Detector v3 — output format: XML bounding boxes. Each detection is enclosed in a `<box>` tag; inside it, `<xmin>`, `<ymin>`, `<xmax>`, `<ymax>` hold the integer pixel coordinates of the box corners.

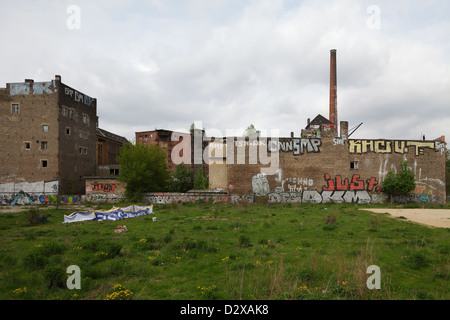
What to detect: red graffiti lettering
<box><xmin>323</xmin><ymin>174</ymin><xmax>379</xmax><ymax>192</ymax></box>
<box><xmin>350</xmin><ymin>174</ymin><xmax>364</xmax><ymax>191</ymax></box>
<box><xmin>323</xmin><ymin>174</ymin><xmax>335</xmax><ymax>191</ymax></box>
<box><xmin>92</xmin><ymin>182</ymin><xmax>116</xmax><ymax>192</ymax></box>
<box><xmin>366</xmin><ymin>177</ymin><xmax>379</xmax><ymax>192</ymax></box>
<box><xmin>336</xmin><ymin>176</ymin><xmax>349</xmax><ymax>190</ymax></box>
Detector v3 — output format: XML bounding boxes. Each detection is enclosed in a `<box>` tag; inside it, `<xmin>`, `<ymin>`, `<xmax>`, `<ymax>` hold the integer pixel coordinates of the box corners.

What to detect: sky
<box><xmin>1</xmin><ymin>0</ymin><xmax>449</xmax><ymax>142</ymax></box>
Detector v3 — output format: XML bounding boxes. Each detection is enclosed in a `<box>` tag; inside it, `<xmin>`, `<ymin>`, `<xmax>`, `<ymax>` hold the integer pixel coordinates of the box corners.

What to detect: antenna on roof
<box><xmin>348</xmin><ymin>123</ymin><xmax>363</xmax><ymax>138</ymax></box>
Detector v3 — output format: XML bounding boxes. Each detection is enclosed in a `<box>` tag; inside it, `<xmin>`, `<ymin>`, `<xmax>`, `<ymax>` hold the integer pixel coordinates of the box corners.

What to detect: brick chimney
<box><xmin>329</xmin><ymin>49</ymin><xmax>337</xmax><ymax>134</ymax></box>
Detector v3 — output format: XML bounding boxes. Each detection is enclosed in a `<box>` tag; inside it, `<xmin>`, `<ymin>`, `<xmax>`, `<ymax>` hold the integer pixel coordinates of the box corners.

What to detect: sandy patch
<box><xmin>361</xmin><ymin>208</ymin><xmax>450</xmax><ymax>228</ymax></box>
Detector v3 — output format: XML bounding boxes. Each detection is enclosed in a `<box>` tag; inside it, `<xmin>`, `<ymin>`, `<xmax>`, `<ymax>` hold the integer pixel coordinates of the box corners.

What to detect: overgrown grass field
<box><xmin>0</xmin><ymin>202</ymin><xmax>448</xmax><ymax>300</ymax></box>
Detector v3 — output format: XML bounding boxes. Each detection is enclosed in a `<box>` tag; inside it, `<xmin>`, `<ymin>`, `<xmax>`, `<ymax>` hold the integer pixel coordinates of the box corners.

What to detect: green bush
<box><xmin>23</xmin><ymin>250</ymin><xmax>48</xmax><ymax>269</ymax></box>
<box><xmin>23</xmin><ymin>241</ymin><xmax>65</xmax><ymax>269</ymax></box>
<box><xmin>27</xmin><ymin>208</ymin><xmax>47</xmax><ymax>225</ymax></box>
<box><xmin>406</xmin><ymin>251</ymin><xmax>430</xmax><ymax>270</ymax></box>
<box><xmin>44</xmin><ymin>265</ymin><xmax>66</xmax><ymax>289</ymax></box>
<box><xmin>238</xmin><ymin>235</ymin><xmax>252</xmax><ymax>248</ymax></box>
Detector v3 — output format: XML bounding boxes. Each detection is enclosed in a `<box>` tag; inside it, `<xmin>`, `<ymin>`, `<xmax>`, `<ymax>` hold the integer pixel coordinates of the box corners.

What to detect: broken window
<box><xmin>62</xmin><ymin>106</ymin><xmax>68</xmax><ymax>117</ymax></box>
<box><xmin>350</xmin><ymin>161</ymin><xmax>359</xmax><ymax>170</ymax></box>
<box><xmin>41</xmin><ymin>160</ymin><xmax>48</xmax><ymax>168</ymax></box>
<box><xmin>41</xmin><ymin>141</ymin><xmax>48</xmax><ymax>150</ymax></box>
<box><xmin>24</xmin><ymin>142</ymin><xmax>31</xmax><ymax>150</ymax></box>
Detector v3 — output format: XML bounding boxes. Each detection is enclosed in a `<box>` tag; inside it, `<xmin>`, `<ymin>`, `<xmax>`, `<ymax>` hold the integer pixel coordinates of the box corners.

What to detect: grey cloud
<box><xmin>1</xmin><ymin>0</ymin><xmax>449</xmax><ymax>142</ymax></box>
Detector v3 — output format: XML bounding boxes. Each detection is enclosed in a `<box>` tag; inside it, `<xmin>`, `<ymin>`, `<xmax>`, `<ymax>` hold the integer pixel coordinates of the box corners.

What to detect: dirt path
<box><xmin>0</xmin><ymin>205</ymin><xmax>91</xmax><ymax>214</ymax></box>
<box><xmin>361</xmin><ymin>208</ymin><xmax>450</xmax><ymax>228</ymax></box>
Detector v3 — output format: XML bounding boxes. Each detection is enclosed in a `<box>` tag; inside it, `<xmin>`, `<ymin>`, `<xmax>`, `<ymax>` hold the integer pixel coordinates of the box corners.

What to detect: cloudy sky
<box><xmin>1</xmin><ymin>0</ymin><xmax>449</xmax><ymax>142</ymax></box>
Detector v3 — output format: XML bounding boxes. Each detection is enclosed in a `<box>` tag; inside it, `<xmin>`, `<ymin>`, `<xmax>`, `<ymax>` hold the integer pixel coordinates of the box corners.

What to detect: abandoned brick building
<box><xmin>96</xmin><ymin>127</ymin><xmax>128</xmax><ymax>176</ymax></box>
<box><xmin>136</xmin><ymin>128</ymin><xmax>209</xmax><ymax>174</ymax></box>
<box><xmin>0</xmin><ymin>75</ymin><xmax>126</xmax><ymax>200</ymax></box>
<box><xmin>208</xmin><ymin>50</ymin><xmax>447</xmax><ymax>204</ymax></box>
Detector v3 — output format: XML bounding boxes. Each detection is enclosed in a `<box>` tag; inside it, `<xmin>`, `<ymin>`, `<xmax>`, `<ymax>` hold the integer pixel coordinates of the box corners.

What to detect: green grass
<box><xmin>0</xmin><ymin>201</ymin><xmax>449</xmax><ymax>300</ymax></box>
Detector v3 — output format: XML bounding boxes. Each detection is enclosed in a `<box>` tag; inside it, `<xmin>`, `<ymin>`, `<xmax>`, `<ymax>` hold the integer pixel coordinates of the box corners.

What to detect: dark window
<box><xmin>12</xmin><ymin>104</ymin><xmax>19</xmax><ymax>114</ymax></box>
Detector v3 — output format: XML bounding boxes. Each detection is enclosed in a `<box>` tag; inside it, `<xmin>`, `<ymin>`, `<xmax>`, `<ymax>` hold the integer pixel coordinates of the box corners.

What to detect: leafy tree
<box><xmin>382</xmin><ymin>161</ymin><xmax>416</xmax><ymax>201</ymax></box>
<box><xmin>243</xmin><ymin>124</ymin><xmax>258</xmax><ymax>138</ymax></box>
<box><xmin>170</xmin><ymin>163</ymin><xmax>194</xmax><ymax>193</ymax></box>
<box><xmin>117</xmin><ymin>142</ymin><xmax>170</xmax><ymax>202</ymax></box>
<box><xmin>193</xmin><ymin>166</ymin><xmax>209</xmax><ymax>190</ymax></box>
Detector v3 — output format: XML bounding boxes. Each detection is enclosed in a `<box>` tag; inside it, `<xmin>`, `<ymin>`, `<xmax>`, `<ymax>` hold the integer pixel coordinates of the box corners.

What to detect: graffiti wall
<box><xmin>63</xmin><ymin>85</ymin><xmax>96</xmax><ymax>108</ymax></box>
<box><xmin>0</xmin><ymin>192</ymin><xmax>81</xmax><ymax>205</ymax></box>
<box><xmin>256</xmin><ymin>173</ymin><xmax>378</xmax><ymax>204</ymax></box>
<box><xmin>348</xmin><ymin>139</ymin><xmax>438</xmax><ymax>156</ymax></box>
<box><xmin>9</xmin><ymin>81</ymin><xmax>57</xmax><ymax>96</ymax></box>
<box><xmin>145</xmin><ymin>192</ymin><xmax>230</xmax><ymax>204</ymax></box>
<box><xmin>85</xmin><ymin>178</ymin><xmax>125</xmax><ymax>195</ymax></box>
<box><xmin>268</xmin><ymin>138</ymin><xmax>321</xmax><ymax>155</ymax></box>
<box><xmin>223</xmin><ymin>129</ymin><xmax>446</xmax><ymax>204</ymax></box>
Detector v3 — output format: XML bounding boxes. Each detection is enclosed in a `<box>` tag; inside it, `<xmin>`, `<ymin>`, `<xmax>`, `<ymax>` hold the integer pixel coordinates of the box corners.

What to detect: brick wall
<box><xmin>0</xmin><ymin>80</ymin><xmax>60</xmax><ymax>184</ymax></box>
<box><xmin>224</xmin><ymin>130</ymin><xmax>446</xmax><ymax>204</ymax></box>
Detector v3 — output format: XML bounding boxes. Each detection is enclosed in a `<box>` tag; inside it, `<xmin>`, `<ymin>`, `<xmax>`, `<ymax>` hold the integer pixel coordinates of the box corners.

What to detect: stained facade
<box><xmin>209</xmin><ymin>122</ymin><xmax>447</xmax><ymax>204</ymax></box>
<box><xmin>0</xmin><ymin>75</ymin><xmax>124</xmax><ymax>198</ymax></box>
<box><xmin>136</xmin><ymin>128</ymin><xmax>209</xmax><ymax>173</ymax></box>
<box><xmin>96</xmin><ymin>127</ymin><xmax>128</xmax><ymax>177</ymax></box>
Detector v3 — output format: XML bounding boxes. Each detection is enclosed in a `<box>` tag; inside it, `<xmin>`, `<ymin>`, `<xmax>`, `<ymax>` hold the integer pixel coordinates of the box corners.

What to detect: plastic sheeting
<box><xmin>63</xmin><ymin>205</ymin><xmax>153</xmax><ymax>223</ymax></box>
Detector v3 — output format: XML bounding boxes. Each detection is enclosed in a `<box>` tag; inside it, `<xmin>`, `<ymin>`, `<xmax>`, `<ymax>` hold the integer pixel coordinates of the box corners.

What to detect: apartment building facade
<box><xmin>0</xmin><ymin>75</ymin><xmax>97</xmax><ymax>195</ymax></box>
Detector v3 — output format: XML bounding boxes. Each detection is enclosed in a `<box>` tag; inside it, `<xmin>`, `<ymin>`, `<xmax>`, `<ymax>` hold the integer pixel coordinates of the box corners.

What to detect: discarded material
<box><xmin>63</xmin><ymin>205</ymin><xmax>153</xmax><ymax>223</ymax></box>
<box><xmin>114</xmin><ymin>225</ymin><xmax>128</xmax><ymax>233</ymax></box>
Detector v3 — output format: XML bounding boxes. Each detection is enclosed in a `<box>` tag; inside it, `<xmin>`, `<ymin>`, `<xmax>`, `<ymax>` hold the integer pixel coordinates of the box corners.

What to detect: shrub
<box><xmin>40</xmin><ymin>241</ymin><xmax>65</xmax><ymax>256</ymax></box>
<box><xmin>238</xmin><ymin>235</ymin><xmax>251</xmax><ymax>248</ymax></box>
<box><xmin>27</xmin><ymin>208</ymin><xmax>47</xmax><ymax>225</ymax></box>
<box><xmin>23</xmin><ymin>250</ymin><xmax>48</xmax><ymax>269</ymax></box>
<box><xmin>406</xmin><ymin>251</ymin><xmax>430</xmax><ymax>270</ymax></box>
<box><xmin>382</xmin><ymin>161</ymin><xmax>416</xmax><ymax>200</ymax></box>
<box><xmin>43</xmin><ymin>265</ymin><xmax>66</xmax><ymax>289</ymax></box>
<box><xmin>323</xmin><ymin>224</ymin><xmax>336</xmax><ymax>231</ymax></box>
<box><xmin>23</xmin><ymin>242</ymin><xmax>65</xmax><ymax>269</ymax></box>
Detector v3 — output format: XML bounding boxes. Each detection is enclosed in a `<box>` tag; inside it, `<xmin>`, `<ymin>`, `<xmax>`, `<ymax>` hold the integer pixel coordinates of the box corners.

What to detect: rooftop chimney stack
<box><xmin>329</xmin><ymin>49</ymin><xmax>337</xmax><ymax>134</ymax></box>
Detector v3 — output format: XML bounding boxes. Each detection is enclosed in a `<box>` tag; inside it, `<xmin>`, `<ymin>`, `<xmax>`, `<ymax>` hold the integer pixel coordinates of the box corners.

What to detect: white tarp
<box><xmin>63</xmin><ymin>205</ymin><xmax>153</xmax><ymax>223</ymax></box>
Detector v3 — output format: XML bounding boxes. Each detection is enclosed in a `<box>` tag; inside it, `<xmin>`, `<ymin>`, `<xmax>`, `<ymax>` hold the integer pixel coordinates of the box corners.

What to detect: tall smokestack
<box><xmin>329</xmin><ymin>49</ymin><xmax>337</xmax><ymax>134</ymax></box>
